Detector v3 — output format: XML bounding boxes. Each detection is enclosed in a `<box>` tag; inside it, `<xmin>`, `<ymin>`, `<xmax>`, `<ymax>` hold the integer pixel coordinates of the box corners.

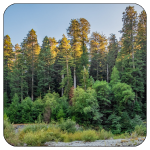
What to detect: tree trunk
<box><xmin>74</xmin><ymin>67</ymin><xmax>76</xmax><ymax>88</ymax></box>
<box><xmin>97</xmin><ymin>60</ymin><xmax>98</xmax><ymax>80</ymax></box>
<box><xmin>21</xmin><ymin>67</ymin><xmax>23</xmax><ymax>101</ymax></box>
<box><xmin>107</xmin><ymin>64</ymin><xmax>109</xmax><ymax>82</ymax></box>
<box><xmin>61</xmin><ymin>74</ymin><xmax>64</xmax><ymax>96</ymax></box>
<box><xmin>132</xmin><ymin>48</ymin><xmax>135</xmax><ymax>69</ymax></box>
<box><xmin>31</xmin><ymin>43</ymin><xmax>34</xmax><ymax>101</ymax></box>
<box><xmin>135</xmin><ymin>91</ymin><xmax>137</xmax><ymax>101</ymax></box>
<box><xmin>67</xmin><ymin>58</ymin><xmax>69</xmax><ymax>86</ymax></box>
<box><xmin>83</xmin><ymin>66</ymin><xmax>86</xmax><ymax>90</ymax></box>
<box><xmin>44</xmin><ymin>107</ymin><xmax>51</xmax><ymax>123</ymax></box>
<box><xmin>48</xmin><ymin>65</ymin><xmax>51</xmax><ymax>91</ymax></box>
<box><xmin>131</xmin><ymin>20</ymin><xmax>135</xmax><ymax>69</ymax></box>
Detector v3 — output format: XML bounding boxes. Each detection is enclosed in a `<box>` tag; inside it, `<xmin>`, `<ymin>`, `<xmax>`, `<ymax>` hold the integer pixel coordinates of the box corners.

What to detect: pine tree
<box><xmin>67</xmin><ymin>19</ymin><xmax>82</xmax><ymax>88</ymax></box>
<box><xmin>107</xmin><ymin>34</ymin><xmax>119</xmax><ymax>82</ymax></box>
<box><xmin>37</xmin><ymin>36</ymin><xmax>53</xmax><ymax>98</ymax></box>
<box><xmin>77</xmin><ymin>18</ymin><xmax>90</xmax><ymax>85</ymax></box>
<box><xmin>26</xmin><ymin>29</ymin><xmax>39</xmax><ymax>101</ymax></box>
<box><xmin>4</xmin><ymin>35</ymin><xmax>14</xmax><ymax>101</ymax></box>
<box><xmin>58</xmin><ymin>34</ymin><xmax>73</xmax><ymax>97</ymax></box>
<box><xmin>116</xmin><ymin>6</ymin><xmax>137</xmax><ymax>95</ymax></box>
<box><xmin>78</xmin><ymin>18</ymin><xmax>90</xmax><ymax>46</ymax></box>
<box><xmin>80</xmin><ymin>66</ymin><xmax>89</xmax><ymax>90</ymax></box>
<box><xmin>120</xmin><ymin>6</ymin><xmax>137</xmax><ymax>69</ymax></box>
<box><xmin>134</xmin><ymin>10</ymin><xmax>146</xmax><ymax>102</ymax></box>
<box><xmin>49</xmin><ymin>37</ymin><xmax>58</xmax><ymax>62</ymax></box>
<box><xmin>89</xmin><ymin>32</ymin><xmax>107</xmax><ymax>80</ymax></box>
<box><xmin>116</xmin><ymin>7</ymin><xmax>146</xmax><ymax>113</ymax></box>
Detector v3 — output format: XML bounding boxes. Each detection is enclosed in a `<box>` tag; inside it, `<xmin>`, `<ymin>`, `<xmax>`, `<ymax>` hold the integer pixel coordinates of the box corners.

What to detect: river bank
<box><xmin>13</xmin><ymin>124</ymin><xmax>146</xmax><ymax>147</ymax></box>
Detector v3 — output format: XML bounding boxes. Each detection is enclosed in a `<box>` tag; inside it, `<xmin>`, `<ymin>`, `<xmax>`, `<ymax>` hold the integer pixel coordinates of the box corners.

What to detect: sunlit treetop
<box><xmin>49</xmin><ymin>37</ymin><xmax>58</xmax><ymax>59</ymax></box>
<box><xmin>59</xmin><ymin>34</ymin><xmax>71</xmax><ymax>55</ymax></box>
<box><xmin>27</xmin><ymin>29</ymin><xmax>38</xmax><ymax>46</ymax></box>
<box><xmin>90</xmin><ymin>32</ymin><xmax>107</xmax><ymax>55</ymax></box>
<box><xmin>78</xmin><ymin>18</ymin><xmax>90</xmax><ymax>45</ymax></box>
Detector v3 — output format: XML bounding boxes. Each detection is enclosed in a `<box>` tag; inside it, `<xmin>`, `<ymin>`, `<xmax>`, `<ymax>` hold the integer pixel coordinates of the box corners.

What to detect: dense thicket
<box><xmin>4</xmin><ymin>6</ymin><xmax>146</xmax><ymax>134</ymax></box>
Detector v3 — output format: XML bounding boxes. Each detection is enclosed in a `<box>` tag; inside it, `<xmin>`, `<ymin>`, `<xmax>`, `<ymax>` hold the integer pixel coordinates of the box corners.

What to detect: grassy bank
<box><xmin>4</xmin><ymin>117</ymin><xmax>146</xmax><ymax>146</ymax></box>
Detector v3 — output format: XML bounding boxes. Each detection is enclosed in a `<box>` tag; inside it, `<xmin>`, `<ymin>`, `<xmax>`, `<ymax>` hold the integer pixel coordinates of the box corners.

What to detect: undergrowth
<box><xmin>4</xmin><ymin>117</ymin><xmax>146</xmax><ymax>146</ymax></box>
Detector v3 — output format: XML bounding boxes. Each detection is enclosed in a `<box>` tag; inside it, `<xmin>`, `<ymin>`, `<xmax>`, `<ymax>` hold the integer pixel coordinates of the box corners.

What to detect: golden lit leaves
<box><xmin>35</xmin><ymin>44</ymin><xmax>41</xmax><ymax>56</ymax></box>
<box><xmin>90</xmin><ymin>32</ymin><xmax>107</xmax><ymax>57</ymax></box>
<box><xmin>49</xmin><ymin>37</ymin><xmax>58</xmax><ymax>59</ymax></box>
<box><xmin>79</xmin><ymin>18</ymin><xmax>90</xmax><ymax>44</ymax></box>
<box><xmin>59</xmin><ymin>34</ymin><xmax>71</xmax><ymax>59</ymax></box>
<box><xmin>72</xmin><ymin>42</ymin><xmax>82</xmax><ymax>58</ymax></box>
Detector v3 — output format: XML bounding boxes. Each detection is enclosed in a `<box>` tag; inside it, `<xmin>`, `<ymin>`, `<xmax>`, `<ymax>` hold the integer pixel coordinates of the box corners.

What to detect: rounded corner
<box><xmin>135</xmin><ymin>3</ymin><xmax>147</xmax><ymax>15</ymax></box>
<box><xmin>3</xmin><ymin>3</ymin><xmax>16</xmax><ymax>16</ymax></box>
<box><xmin>135</xmin><ymin>136</ymin><xmax>147</xmax><ymax>147</ymax></box>
<box><xmin>3</xmin><ymin>134</ymin><xmax>16</xmax><ymax>147</ymax></box>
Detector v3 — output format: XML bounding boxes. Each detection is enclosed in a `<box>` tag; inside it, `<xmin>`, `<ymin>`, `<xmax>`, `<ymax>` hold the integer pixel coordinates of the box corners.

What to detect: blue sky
<box><xmin>4</xmin><ymin>4</ymin><xmax>144</xmax><ymax>47</ymax></box>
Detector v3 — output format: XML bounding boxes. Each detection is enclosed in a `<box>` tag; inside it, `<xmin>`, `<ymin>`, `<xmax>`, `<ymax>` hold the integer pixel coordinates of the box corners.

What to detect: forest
<box><xmin>4</xmin><ymin>6</ymin><xmax>146</xmax><ymax>139</ymax></box>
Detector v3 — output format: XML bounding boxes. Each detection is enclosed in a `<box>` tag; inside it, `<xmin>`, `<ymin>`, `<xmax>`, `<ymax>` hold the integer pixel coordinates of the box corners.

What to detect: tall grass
<box><xmin>4</xmin><ymin>114</ymin><xmax>22</xmax><ymax>146</ymax></box>
<box><xmin>4</xmin><ymin>118</ymin><xmax>146</xmax><ymax>146</ymax></box>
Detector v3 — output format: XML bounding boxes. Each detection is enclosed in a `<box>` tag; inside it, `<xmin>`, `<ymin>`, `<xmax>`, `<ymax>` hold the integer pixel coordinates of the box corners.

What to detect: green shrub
<box><xmin>81</xmin><ymin>129</ymin><xmax>98</xmax><ymax>142</ymax></box>
<box><xmin>20</xmin><ymin>125</ymin><xmax>62</xmax><ymax>146</ymax></box>
<box><xmin>3</xmin><ymin>113</ymin><xmax>8</xmax><ymax>120</ymax></box>
<box><xmin>4</xmin><ymin>115</ymin><xmax>22</xmax><ymax>146</ymax></box>
<box><xmin>58</xmin><ymin>118</ymin><xmax>76</xmax><ymax>133</ymax></box>
<box><xmin>21</xmin><ymin>123</ymin><xmax>49</xmax><ymax>133</ymax></box>
<box><xmin>130</xmin><ymin>115</ymin><xmax>143</xmax><ymax>130</ymax></box>
<box><xmin>72</xmin><ymin>87</ymin><xmax>101</xmax><ymax>125</ymax></box>
<box><xmin>98</xmin><ymin>129</ymin><xmax>112</xmax><ymax>140</ymax></box>
<box><xmin>56</xmin><ymin>108</ymin><xmax>65</xmax><ymax>120</ymax></box>
<box><xmin>134</xmin><ymin>125</ymin><xmax>146</xmax><ymax>136</ymax></box>
<box><xmin>107</xmin><ymin>114</ymin><xmax>121</xmax><ymax>134</ymax></box>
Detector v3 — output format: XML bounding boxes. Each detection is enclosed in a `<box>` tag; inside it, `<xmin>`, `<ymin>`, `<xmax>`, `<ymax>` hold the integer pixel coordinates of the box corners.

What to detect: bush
<box><xmin>58</xmin><ymin>118</ymin><xmax>76</xmax><ymax>133</ymax></box>
<box><xmin>120</xmin><ymin>111</ymin><xmax>132</xmax><ymax>133</ymax></box>
<box><xmin>134</xmin><ymin>125</ymin><xmax>146</xmax><ymax>136</ymax></box>
<box><xmin>21</xmin><ymin>123</ymin><xmax>51</xmax><ymax>133</ymax></box>
<box><xmin>130</xmin><ymin>115</ymin><xmax>143</xmax><ymax>130</ymax></box>
<box><xmin>19</xmin><ymin>124</ymin><xmax>62</xmax><ymax>145</ymax></box>
<box><xmin>97</xmin><ymin>129</ymin><xmax>113</xmax><ymax>140</ymax></box>
<box><xmin>107</xmin><ymin>114</ymin><xmax>121</xmax><ymax>134</ymax></box>
<box><xmin>72</xmin><ymin>87</ymin><xmax>101</xmax><ymax>125</ymax></box>
<box><xmin>4</xmin><ymin>115</ymin><xmax>22</xmax><ymax>146</ymax></box>
<box><xmin>81</xmin><ymin>129</ymin><xmax>98</xmax><ymax>142</ymax></box>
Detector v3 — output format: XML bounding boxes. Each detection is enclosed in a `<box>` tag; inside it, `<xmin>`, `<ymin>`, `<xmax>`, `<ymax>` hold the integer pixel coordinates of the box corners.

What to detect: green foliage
<box><xmin>22</xmin><ymin>124</ymin><xmax>49</xmax><ymax>133</ymax></box>
<box><xmin>88</xmin><ymin>76</ymin><xmax>95</xmax><ymax>87</ymax></box>
<box><xmin>21</xmin><ymin>97</ymin><xmax>33</xmax><ymax>123</ymax></box>
<box><xmin>120</xmin><ymin>111</ymin><xmax>132</xmax><ymax>133</ymax></box>
<box><xmin>107</xmin><ymin>34</ymin><xmax>119</xmax><ymax>82</ymax></box>
<box><xmin>37</xmin><ymin>36</ymin><xmax>54</xmax><ymax>97</ymax></box>
<box><xmin>81</xmin><ymin>129</ymin><xmax>98</xmax><ymax>142</ymax></box>
<box><xmin>107</xmin><ymin>114</ymin><xmax>121</xmax><ymax>134</ymax></box>
<box><xmin>112</xmin><ymin>82</ymin><xmax>135</xmax><ymax>112</ymax></box>
<box><xmin>134</xmin><ymin>125</ymin><xmax>146</xmax><ymax>136</ymax></box>
<box><xmin>43</xmin><ymin>92</ymin><xmax>59</xmax><ymax>108</ymax></box>
<box><xmin>130</xmin><ymin>115</ymin><xmax>143</xmax><ymax>130</ymax></box>
<box><xmin>32</xmin><ymin>98</ymin><xmax>44</xmax><ymax>122</ymax></box>
<box><xmin>7</xmin><ymin>93</ymin><xmax>22</xmax><ymax>123</ymax></box>
<box><xmin>110</xmin><ymin>66</ymin><xmax>120</xmax><ymax>87</ymax></box>
<box><xmin>92</xmin><ymin>80</ymin><xmax>112</xmax><ymax>126</ymax></box>
<box><xmin>3</xmin><ymin>9</ymin><xmax>146</xmax><ymax>137</ymax></box>
<box><xmin>133</xmin><ymin>101</ymin><xmax>142</xmax><ymax>117</ymax></box>
<box><xmin>80</xmin><ymin>67</ymin><xmax>89</xmax><ymax>90</ymax></box>
<box><xmin>97</xmin><ymin>129</ymin><xmax>113</xmax><ymax>140</ymax></box>
<box><xmin>93</xmin><ymin>80</ymin><xmax>111</xmax><ymax>105</ymax></box>
<box><xmin>72</xmin><ymin>87</ymin><xmax>101</xmax><ymax>125</ymax></box>
<box><xmin>12</xmin><ymin>93</ymin><xmax>20</xmax><ymax>104</ymax></box>
<box><xmin>19</xmin><ymin>124</ymin><xmax>61</xmax><ymax>145</ymax></box>
<box><xmin>4</xmin><ymin>92</ymin><xmax>9</xmax><ymax>107</ymax></box>
<box><xmin>56</xmin><ymin>108</ymin><xmax>65</xmax><ymax>121</ymax></box>
<box><xmin>4</xmin><ymin>113</ymin><xmax>9</xmax><ymax>121</ymax></box>
<box><xmin>4</xmin><ymin>113</ymin><xmax>10</xmax><ymax>130</ymax></box>
<box><xmin>58</xmin><ymin>118</ymin><xmax>76</xmax><ymax>133</ymax></box>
